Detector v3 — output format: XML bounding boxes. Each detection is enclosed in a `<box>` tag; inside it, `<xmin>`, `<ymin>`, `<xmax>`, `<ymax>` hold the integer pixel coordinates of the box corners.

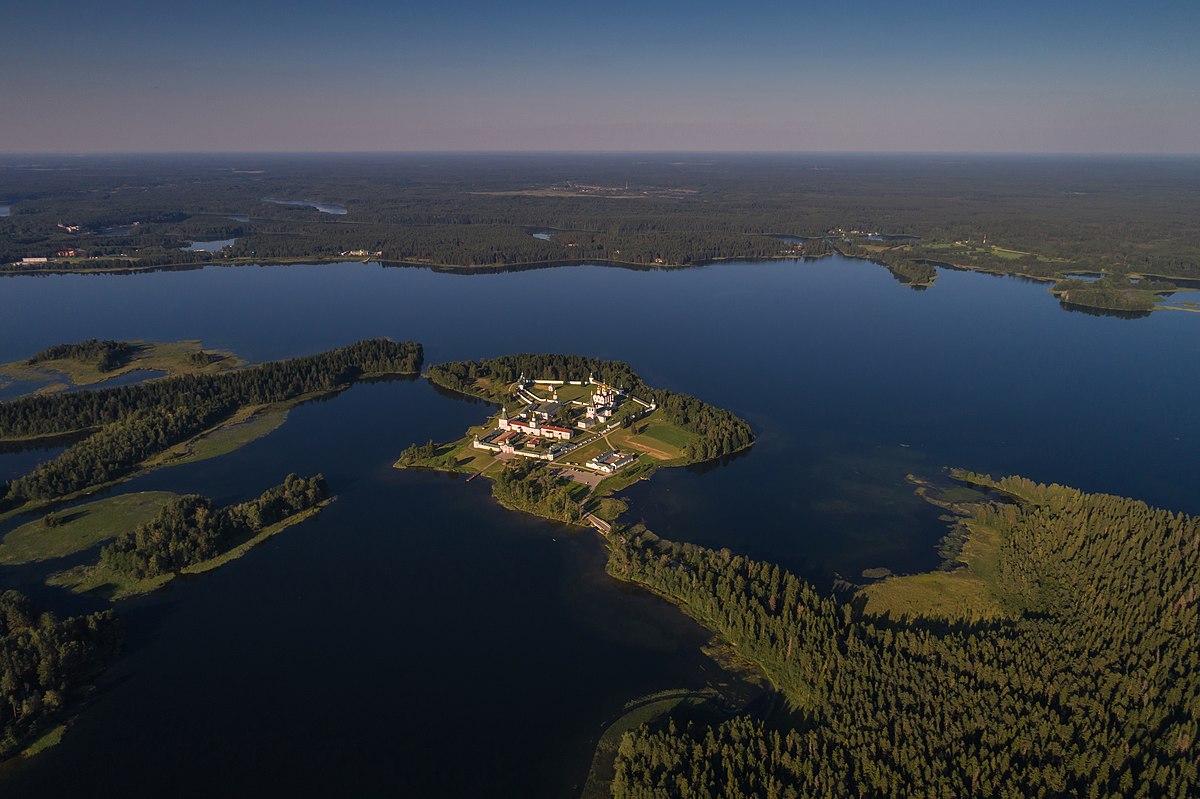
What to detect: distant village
<box><xmin>473</xmin><ymin>373</ymin><xmax>653</xmax><ymax>474</ymax></box>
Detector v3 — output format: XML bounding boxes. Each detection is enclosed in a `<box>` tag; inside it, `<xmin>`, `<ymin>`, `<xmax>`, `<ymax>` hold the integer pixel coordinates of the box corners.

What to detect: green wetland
<box><xmin>0</xmin><ymin>254</ymin><xmax>1197</xmax><ymax>796</ymax></box>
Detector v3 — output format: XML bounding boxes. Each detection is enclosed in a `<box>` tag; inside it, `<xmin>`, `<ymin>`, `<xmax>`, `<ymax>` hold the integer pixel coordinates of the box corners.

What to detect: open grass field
<box><xmin>0</xmin><ymin>491</ymin><xmax>177</xmax><ymax>565</ymax></box>
<box><xmin>608</xmin><ymin>419</ymin><xmax>689</xmax><ymax>461</ymax></box>
<box><xmin>146</xmin><ymin>401</ymin><xmax>294</xmax><ymax>470</ymax></box>
<box><xmin>531</xmin><ymin>382</ymin><xmax>590</xmax><ymax>403</ymax></box>
<box><xmin>637</xmin><ymin>419</ymin><xmax>699</xmax><ymax>451</ymax></box>
<box><xmin>859</xmin><ymin>518</ymin><xmax>1007</xmax><ymax>622</ymax></box>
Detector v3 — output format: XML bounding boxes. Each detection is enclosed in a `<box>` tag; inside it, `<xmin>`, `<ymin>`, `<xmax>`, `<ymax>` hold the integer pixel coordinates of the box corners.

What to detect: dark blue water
<box><xmin>0</xmin><ymin>256</ymin><xmax>1197</xmax><ymax>796</ymax></box>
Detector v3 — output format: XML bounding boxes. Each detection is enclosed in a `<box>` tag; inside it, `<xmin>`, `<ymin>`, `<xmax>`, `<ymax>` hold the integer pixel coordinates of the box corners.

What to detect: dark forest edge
<box><xmin>0</xmin><ymin>339</ymin><xmax>422</xmax><ymax>518</ymax></box>
<box><xmin>602</xmin><ymin>471</ymin><xmax>1198</xmax><ymax>798</ymax></box>
<box><xmin>0</xmin><ymin>591</ymin><xmax>120</xmax><ymax>764</ymax></box>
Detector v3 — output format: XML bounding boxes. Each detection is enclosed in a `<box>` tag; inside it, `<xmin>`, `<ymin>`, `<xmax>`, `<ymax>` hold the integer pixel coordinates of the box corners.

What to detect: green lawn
<box><xmin>639</xmin><ymin>420</ymin><xmax>699</xmax><ymax>451</ymax></box>
<box><xmin>0</xmin><ymin>491</ymin><xmax>177</xmax><ymax>565</ymax></box>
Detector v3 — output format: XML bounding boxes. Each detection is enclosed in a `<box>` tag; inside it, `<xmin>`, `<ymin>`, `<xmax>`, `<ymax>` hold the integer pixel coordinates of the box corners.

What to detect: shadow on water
<box><xmin>1058</xmin><ymin>301</ymin><xmax>1154</xmax><ymax>320</ymax></box>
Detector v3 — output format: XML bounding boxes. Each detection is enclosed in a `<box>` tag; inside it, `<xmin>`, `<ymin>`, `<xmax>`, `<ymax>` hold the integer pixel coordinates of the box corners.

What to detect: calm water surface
<box><xmin>182</xmin><ymin>238</ymin><xmax>237</xmax><ymax>251</ymax></box>
<box><xmin>1</xmin><ymin>256</ymin><xmax>1197</xmax><ymax>797</ymax></box>
<box><xmin>263</xmin><ymin>199</ymin><xmax>348</xmax><ymax>215</ymax></box>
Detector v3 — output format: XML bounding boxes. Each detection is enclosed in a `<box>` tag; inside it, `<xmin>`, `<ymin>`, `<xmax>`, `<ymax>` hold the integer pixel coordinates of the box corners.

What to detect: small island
<box><xmin>395</xmin><ymin>354</ymin><xmax>754</xmax><ymax>527</ymax></box>
<box><xmin>0</xmin><ymin>338</ymin><xmax>243</xmax><ymax>395</ymax></box>
<box><xmin>50</xmin><ymin>474</ymin><xmax>332</xmax><ymax>600</ymax></box>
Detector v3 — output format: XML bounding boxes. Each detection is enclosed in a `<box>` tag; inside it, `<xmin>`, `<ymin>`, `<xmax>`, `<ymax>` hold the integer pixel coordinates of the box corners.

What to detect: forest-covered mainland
<box><xmin>426</xmin><ymin>353</ymin><xmax>754</xmax><ymax>463</ymax></box>
<box><xmin>1</xmin><ymin>154</ymin><xmax>1198</xmax><ymax>283</ymax></box>
<box><xmin>0</xmin><ymin>591</ymin><xmax>120</xmax><ymax>761</ymax></box>
<box><xmin>0</xmin><ymin>339</ymin><xmax>421</xmax><ymax>506</ymax></box>
<box><xmin>603</xmin><ymin>474</ymin><xmax>1199</xmax><ymax>798</ymax></box>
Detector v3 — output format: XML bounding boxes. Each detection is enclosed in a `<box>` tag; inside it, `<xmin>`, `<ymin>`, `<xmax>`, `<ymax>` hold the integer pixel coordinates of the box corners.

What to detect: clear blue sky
<box><xmin>3</xmin><ymin>0</ymin><xmax>1197</xmax><ymax>153</ymax></box>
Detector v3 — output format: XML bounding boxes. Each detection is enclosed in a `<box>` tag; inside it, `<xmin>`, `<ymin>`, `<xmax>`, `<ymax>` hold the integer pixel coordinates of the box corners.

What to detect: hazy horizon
<box><xmin>4</xmin><ymin>0</ymin><xmax>1198</xmax><ymax>155</ymax></box>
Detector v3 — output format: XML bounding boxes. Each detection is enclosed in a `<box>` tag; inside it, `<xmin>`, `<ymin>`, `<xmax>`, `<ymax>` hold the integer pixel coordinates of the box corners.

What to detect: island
<box><xmin>0</xmin><ymin>339</ymin><xmax>243</xmax><ymax>395</ymax></box>
<box><xmin>395</xmin><ymin>354</ymin><xmax>754</xmax><ymax>527</ymax></box>
<box><xmin>49</xmin><ymin>474</ymin><xmax>331</xmax><ymax>600</ymax></box>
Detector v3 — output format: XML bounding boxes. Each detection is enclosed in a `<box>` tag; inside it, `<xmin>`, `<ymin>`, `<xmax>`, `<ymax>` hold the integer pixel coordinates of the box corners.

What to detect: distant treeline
<box><xmin>426</xmin><ymin>354</ymin><xmax>754</xmax><ymax>462</ymax></box>
<box><xmin>101</xmin><ymin>474</ymin><xmax>329</xmax><ymax>579</ymax></box>
<box><xmin>606</xmin><ymin>474</ymin><xmax>1199</xmax><ymax>798</ymax></box>
<box><xmin>4</xmin><ymin>154</ymin><xmax>1195</xmax><ymax>279</ymax></box>
<box><xmin>26</xmin><ymin>339</ymin><xmax>137</xmax><ymax>372</ymax></box>
<box><xmin>0</xmin><ymin>339</ymin><xmax>421</xmax><ymax>505</ymax></box>
<box><xmin>1</xmin><ymin>591</ymin><xmax>120</xmax><ymax>761</ymax></box>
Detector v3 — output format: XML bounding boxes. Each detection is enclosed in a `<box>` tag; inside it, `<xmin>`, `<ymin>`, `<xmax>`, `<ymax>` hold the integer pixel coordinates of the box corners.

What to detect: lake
<box><xmin>263</xmin><ymin>199</ymin><xmax>348</xmax><ymax>215</ymax></box>
<box><xmin>0</xmin><ymin>256</ymin><xmax>1197</xmax><ymax>797</ymax></box>
<box><xmin>182</xmin><ymin>238</ymin><xmax>237</xmax><ymax>252</ymax></box>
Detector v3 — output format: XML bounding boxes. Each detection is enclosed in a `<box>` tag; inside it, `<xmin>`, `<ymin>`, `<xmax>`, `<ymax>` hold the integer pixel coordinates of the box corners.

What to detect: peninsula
<box><xmin>391</xmin><ymin>359</ymin><xmax>1198</xmax><ymax>798</ymax></box>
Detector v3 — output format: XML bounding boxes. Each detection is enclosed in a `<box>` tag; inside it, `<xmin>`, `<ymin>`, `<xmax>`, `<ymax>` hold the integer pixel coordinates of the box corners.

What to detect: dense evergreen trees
<box><xmin>100</xmin><ymin>474</ymin><xmax>329</xmax><ymax>579</ymax></box>
<box><xmin>606</xmin><ymin>476</ymin><xmax>1199</xmax><ymax>797</ymax></box>
<box><xmin>26</xmin><ymin>339</ymin><xmax>137</xmax><ymax>372</ymax></box>
<box><xmin>492</xmin><ymin>460</ymin><xmax>582</xmax><ymax>524</ymax></box>
<box><xmin>0</xmin><ymin>340</ymin><xmax>421</xmax><ymax>504</ymax></box>
<box><xmin>0</xmin><ymin>591</ymin><xmax>120</xmax><ymax>760</ymax></box>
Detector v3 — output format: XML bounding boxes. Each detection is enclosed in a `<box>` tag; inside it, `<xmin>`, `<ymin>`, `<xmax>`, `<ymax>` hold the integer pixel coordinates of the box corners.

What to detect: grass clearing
<box><xmin>859</xmin><ymin>519</ymin><xmax>1007</xmax><ymax>622</ymax></box>
<box><xmin>608</xmin><ymin>425</ymin><xmax>681</xmax><ymax>461</ymax></box>
<box><xmin>638</xmin><ymin>420</ymin><xmax>698</xmax><ymax>451</ymax></box>
<box><xmin>579</xmin><ymin>691</ymin><xmax>718</xmax><ymax>799</ymax></box>
<box><xmin>0</xmin><ymin>491</ymin><xmax>177</xmax><ymax>565</ymax></box>
<box><xmin>17</xmin><ymin>723</ymin><xmax>67</xmax><ymax>760</ymax></box>
<box><xmin>48</xmin><ymin>500</ymin><xmax>332</xmax><ymax>600</ymax></box>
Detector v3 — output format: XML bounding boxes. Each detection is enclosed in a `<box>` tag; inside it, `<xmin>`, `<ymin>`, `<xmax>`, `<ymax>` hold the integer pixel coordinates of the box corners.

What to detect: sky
<box><xmin>2</xmin><ymin>0</ymin><xmax>1198</xmax><ymax>154</ymax></box>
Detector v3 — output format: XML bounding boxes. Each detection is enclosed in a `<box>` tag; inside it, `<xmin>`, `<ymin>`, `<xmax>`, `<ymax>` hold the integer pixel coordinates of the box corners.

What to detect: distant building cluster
<box><xmin>471</xmin><ymin>373</ymin><xmax>654</xmax><ymax>474</ymax></box>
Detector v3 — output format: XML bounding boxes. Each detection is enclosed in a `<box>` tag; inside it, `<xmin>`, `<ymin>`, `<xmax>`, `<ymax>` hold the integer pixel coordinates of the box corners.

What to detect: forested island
<box><xmin>397</xmin><ymin>353</ymin><xmax>754</xmax><ymax>525</ymax></box>
<box><xmin>51</xmin><ymin>474</ymin><xmax>331</xmax><ymax>599</ymax></box>
<box><xmin>0</xmin><ymin>338</ymin><xmax>422</xmax><ymax>516</ymax></box>
<box><xmin>0</xmin><ymin>339</ymin><xmax>244</xmax><ymax>394</ymax></box>
<box><xmin>2</xmin><ymin>154</ymin><xmax>1198</xmax><ymax>316</ymax></box>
